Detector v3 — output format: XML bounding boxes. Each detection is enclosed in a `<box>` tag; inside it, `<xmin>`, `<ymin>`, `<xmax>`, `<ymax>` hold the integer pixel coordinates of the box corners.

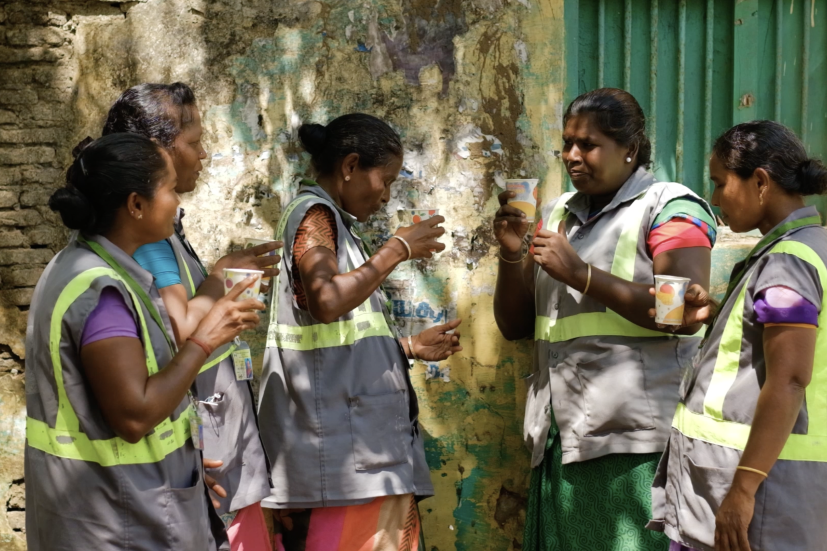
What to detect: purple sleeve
<box><xmin>81</xmin><ymin>287</ymin><xmax>140</xmax><ymax>347</ymax></box>
<box><xmin>754</xmin><ymin>286</ymin><xmax>819</xmax><ymax>326</ymax></box>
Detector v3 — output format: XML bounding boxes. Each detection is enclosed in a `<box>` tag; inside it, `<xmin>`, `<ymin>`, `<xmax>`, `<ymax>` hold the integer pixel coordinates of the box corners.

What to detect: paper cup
<box><xmin>223</xmin><ymin>269</ymin><xmax>264</xmax><ymax>302</ymax></box>
<box><xmin>409</xmin><ymin>209</ymin><xmax>439</xmax><ymax>224</ymax></box>
<box><xmin>654</xmin><ymin>275</ymin><xmax>691</xmax><ymax>325</ymax></box>
<box><xmin>244</xmin><ymin>238</ymin><xmax>277</xmax><ymax>284</ymax></box>
<box><xmin>505</xmin><ymin>179</ymin><xmax>539</xmax><ymax>222</ymax></box>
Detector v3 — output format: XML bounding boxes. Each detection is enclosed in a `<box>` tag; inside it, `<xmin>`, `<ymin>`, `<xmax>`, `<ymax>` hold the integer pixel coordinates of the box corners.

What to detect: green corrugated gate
<box><xmin>564</xmin><ymin>0</ymin><xmax>827</xmax><ymax>212</ymax></box>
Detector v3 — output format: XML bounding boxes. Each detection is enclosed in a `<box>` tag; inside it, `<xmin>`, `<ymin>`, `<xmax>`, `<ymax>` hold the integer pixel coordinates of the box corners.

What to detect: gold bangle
<box><xmin>736</xmin><ymin>465</ymin><xmax>768</xmax><ymax>478</ymax></box>
<box><xmin>582</xmin><ymin>264</ymin><xmax>592</xmax><ymax>295</ymax></box>
<box><xmin>499</xmin><ymin>250</ymin><xmax>527</xmax><ymax>264</ymax></box>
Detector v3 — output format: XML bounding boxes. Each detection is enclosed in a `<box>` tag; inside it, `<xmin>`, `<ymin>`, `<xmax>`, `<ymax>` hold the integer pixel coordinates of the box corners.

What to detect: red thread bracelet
<box><xmin>187</xmin><ymin>336</ymin><xmax>213</xmax><ymax>357</ymax></box>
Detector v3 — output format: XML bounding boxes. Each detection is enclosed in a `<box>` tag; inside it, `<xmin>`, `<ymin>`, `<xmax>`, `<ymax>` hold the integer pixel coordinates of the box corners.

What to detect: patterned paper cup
<box><xmin>244</xmin><ymin>238</ymin><xmax>277</xmax><ymax>284</ymax></box>
<box><xmin>409</xmin><ymin>209</ymin><xmax>439</xmax><ymax>224</ymax></box>
<box><xmin>223</xmin><ymin>268</ymin><xmax>264</xmax><ymax>302</ymax></box>
<box><xmin>505</xmin><ymin>179</ymin><xmax>539</xmax><ymax>222</ymax></box>
<box><xmin>654</xmin><ymin>275</ymin><xmax>691</xmax><ymax>325</ymax></box>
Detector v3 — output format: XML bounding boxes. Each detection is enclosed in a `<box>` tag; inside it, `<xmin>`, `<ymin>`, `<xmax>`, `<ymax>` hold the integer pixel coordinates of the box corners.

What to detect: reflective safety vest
<box><xmin>258</xmin><ymin>183</ymin><xmax>433</xmax><ymax>506</ymax></box>
<box><xmin>24</xmin><ymin>235</ymin><xmax>215</xmax><ymax>551</ymax></box>
<box><xmin>265</xmin><ymin>194</ymin><xmax>395</xmax><ymax>351</ymax></box>
<box><xmin>672</xmin><ymin>240</ymin><xmax>827</xmax><ymax>461</ymax></box>
<box><xmin>524</xmin><ymin>170</ymin><xmax>712</xmax><ymax>467</ymax></box>
<box><xmin>167</xmin><ymin>232</ymin><xmax>272</xmax><ymax>515</ymax></box>
<box><xmin>535</xmin><ymin>186</ymin><xmax>701</xmax><ymax>343</ymax></box>
<box><xmin>26</xmin><ymin>265</ymin><xmax>193</xmax><ymax>466</ymax></box>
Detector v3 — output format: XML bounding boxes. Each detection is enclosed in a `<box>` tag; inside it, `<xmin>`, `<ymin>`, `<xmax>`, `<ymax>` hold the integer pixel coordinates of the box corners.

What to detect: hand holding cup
<box><xmin>494</xmin><ymin>191</ymin><xmax>530</xmax><ymax>257</ymax></box>
<box><xmin>393</xmin><ymin>215</ymin><xmax>446</xmax><ymax>260</ymax></box>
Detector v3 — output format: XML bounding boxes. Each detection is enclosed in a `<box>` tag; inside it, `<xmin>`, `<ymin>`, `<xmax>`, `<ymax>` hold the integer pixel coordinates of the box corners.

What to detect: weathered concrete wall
<box><xmin>0</xmin><ymin>1</ymin><xmax>757</xmax><ymax>549</ymax></box>
<box><xmin>0</xmin><ymin>1</ymin><xmax>570</xmax><ymax>549</ymax></box>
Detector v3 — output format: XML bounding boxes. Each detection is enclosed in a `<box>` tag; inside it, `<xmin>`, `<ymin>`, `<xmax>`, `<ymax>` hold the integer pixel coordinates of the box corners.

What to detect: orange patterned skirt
<box><xmin>272</xmin><ymin>494</ymin><xmax>421</xmax><ymax>551</ymax></box>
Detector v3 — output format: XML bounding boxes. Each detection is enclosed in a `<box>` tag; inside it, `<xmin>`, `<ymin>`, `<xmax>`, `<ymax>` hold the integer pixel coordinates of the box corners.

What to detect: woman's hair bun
<box><xmin>72</xmin><ymin>136</ymin><xmax>94</xmax><ymax>159</ymax></box>
<box><xmin>796</xmin><ymin>158</ymin><xmax>827</xmax><ymax>196</ymax></box>
<box><xmin>48</xmin><ymin>186</ymin><xmax>95</xmax><ymax>232</ymax></box>
<box><xmin>298</xmin><ymin>123</ymin><xmax>327</xmax><ymax>157</ymax></box>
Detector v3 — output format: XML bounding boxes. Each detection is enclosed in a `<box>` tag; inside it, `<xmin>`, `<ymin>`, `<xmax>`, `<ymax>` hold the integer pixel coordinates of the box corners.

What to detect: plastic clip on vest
<box><xmin>26</xmin><ymin>238</ymin><xmax>194</xmax><ymax>466</ymax></box>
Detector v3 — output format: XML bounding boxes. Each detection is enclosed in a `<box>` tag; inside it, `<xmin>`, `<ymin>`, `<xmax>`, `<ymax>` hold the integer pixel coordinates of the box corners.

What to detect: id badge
<box><xmin>190</xmin><ymin>415</ymin><xmax>204</xmax><ymax>449</ymax></box>
<box><xmin>232</xmin><ymin>342</ymin><xmax>253</xmax><ymax>381</ymax></box>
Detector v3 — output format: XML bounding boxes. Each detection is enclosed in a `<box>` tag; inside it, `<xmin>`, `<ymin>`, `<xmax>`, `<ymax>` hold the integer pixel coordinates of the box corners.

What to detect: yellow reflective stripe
<box><xmin>26</xmin><ymin>405</ymin><xmax>193</xmax><ymax>467</ymax></box>
<box><xmin>673</xmin><ymin>403</ymin><xmax>827</xmax><ymax>462</ymax></box>
<box><xmin>268</xmin><ymin>195</ymin><xmax>316</xmax><ymax>329</ymax></box>
<box><xmin>266</xmin><ymin>312</ymin><xmax>392</xmax><ymax>350</ymax></box>
<box><xmin>50</xmin><ymin>269</ymin><xmax>159</xmax><ymax>431</ymax></box>
<box><xmin>546</xmin><ymin>192</ymin><xmax>575</xmax><ymax>233</ymax></box>
<box><xmin>180</xmin><ymin>252</ymin><xmax>196</xmax><ymax>296</ymax></box>
<box><xmin>677</xmin><ymin>240</ymin><xmax>827</xmax><ymax>462</ymax></box>
<box><xmin>535</xmin><ymin>311</ymin><xmax>698</xmax><ymax>343</ymax></box>
<box><xmin>39</xmin><ymin>268</ymin><xmax>189</xmax><ymax>464</ymax></box>
<box><xmin>703</xmin><ymin>279</ymin><xmax>750</xmax><ymax>419</ymax></box>
<box><xmin>766</xmin><ymin>242</ymin><xmax>827</xmax><ymax>438</ymax></box>
<box><xmin>609</xmin><ymin>189</ymin><xmax>648</xmax><ymax>280</ymax></box>
<box><xmin>199</xmin><ymin>343</ymin><xmax>237</xmax><ymax>374</ymax></box>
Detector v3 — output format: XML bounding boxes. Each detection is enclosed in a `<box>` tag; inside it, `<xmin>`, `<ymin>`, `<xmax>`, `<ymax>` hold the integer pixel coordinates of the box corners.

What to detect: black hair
<box><xmin>563</xmin><ymin>88</ymin><xmax>652</xmax><ymax>169</ymax></box>
<box><xmin>48</xmin><ymin>133</ymin><xmax>168</xmax><ymax>234</ymax></box>
<box><xmin>102</xmin><ymin>82</ymin><xmax>197</xmax><ymax>148</ymax></box>
<box><xmin>713</xmin><ymin>120</ymin><xmax>827</xmax><ymax>196</ymax></box>
<box><xmin>298</xmin><ymin>113</ymin><xmax>403</xmax><ymax>176</ymax></box>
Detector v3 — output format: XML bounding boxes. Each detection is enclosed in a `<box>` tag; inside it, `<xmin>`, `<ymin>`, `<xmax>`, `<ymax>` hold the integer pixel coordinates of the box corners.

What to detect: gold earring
<box><xmin>138</xmin><ymin>214</ymin><xmax>143</xmax><ymax>219</ymax></box>
<box><xmin>345</xmin><ymin>176</ymin><xmax>351</xmax><ymax>181</ymax></box>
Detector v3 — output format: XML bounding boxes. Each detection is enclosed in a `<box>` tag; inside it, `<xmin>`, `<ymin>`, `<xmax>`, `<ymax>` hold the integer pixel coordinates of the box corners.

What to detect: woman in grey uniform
<box><xmin>258</xmin><ymin>114</ymin><xmax>462</xmax><ymax>550</ymax></box>
<box><xmin>25</xmin><ymin>133</ymin><xmax>263</xmax><ymax>550</ymax></box>
<box><xmin>495</xmin><ymin>89</ymin><xmax>716</xmax><ymax>550</ymax></box>
<box><xmin>103</xmin><ymin>83</ymin><xmax>279</xmax><ymax>546</ymax></box>
<box><xmin>649</xmin><ymin>121</ymin><xmax>827</xmax><ymax>551</ymax></box>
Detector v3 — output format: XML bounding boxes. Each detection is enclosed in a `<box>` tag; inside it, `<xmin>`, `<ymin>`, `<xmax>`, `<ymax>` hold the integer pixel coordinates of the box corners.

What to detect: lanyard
<box><xmin>704</xmin><ymin>215</ymin><xmax>821</xmax><ymax>340</ymax></box>
<box><xmin>77</xmin><ymin>235</ymin><xmax>176</xmax><ymax>355</ymax></box>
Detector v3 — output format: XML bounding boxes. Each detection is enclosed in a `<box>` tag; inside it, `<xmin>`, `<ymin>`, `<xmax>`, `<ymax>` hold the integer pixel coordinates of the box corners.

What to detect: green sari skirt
<box><xmin>523</xmin><ymin>433</ymin><xmax>669</xmax><ymax>551</ymax></box>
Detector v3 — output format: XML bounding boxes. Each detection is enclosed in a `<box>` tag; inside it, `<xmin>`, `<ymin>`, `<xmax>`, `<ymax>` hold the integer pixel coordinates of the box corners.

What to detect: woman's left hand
<box><xmin>532</xmin><ymin>227</ymin><xmax>588</xmax><ymax>290</ymax></box>
<box><xmin>412</xmin><ymin>319</ymin><xmax>463</xmax><ymax>361</ymax></box>
<box><xmin>203</xmin><ymin>458</ymin><xmax>227</xmax><ymax>509</ymax></box>
<box><xmin>714</xmin><ymin>485</ymin><xmax>755</xmax><ymax>551</ymax></box>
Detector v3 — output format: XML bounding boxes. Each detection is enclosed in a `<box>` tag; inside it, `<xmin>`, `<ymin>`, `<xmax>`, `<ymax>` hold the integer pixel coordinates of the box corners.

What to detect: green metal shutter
<box><xmin>564</xmin><ymin>0</ymin><xmax>827</xmax><ymax>206</ymax></box>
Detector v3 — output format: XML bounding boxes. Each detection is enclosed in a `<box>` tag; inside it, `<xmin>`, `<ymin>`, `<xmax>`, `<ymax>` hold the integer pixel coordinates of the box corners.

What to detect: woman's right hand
<box><xmin>494</xmin><ymin>191</ymin><xmax>530</xmax><ymax>255</ymax></box>
<box><xmin>190</xmin><ymin>276</ymin><xmax>264</xmax><ymax>350</ymax></box>
<box><xmin>647</xmin><ymin>283</ymin><xmax>718</xmax><ymax>328</ymax></box>
<box><xmin>393</xmin><ymin>215</ymin><xmax>447</xmax><ymax>259</ymax></box>
<box><xmin>213</xmin><ymin>241</ymin><xmax>283</xmax><ymax>280</ymax></box>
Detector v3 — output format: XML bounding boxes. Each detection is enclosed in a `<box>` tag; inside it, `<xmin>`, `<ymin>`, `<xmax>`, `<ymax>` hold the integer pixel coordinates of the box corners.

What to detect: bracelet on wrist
<box><xmin>187</xmin><ymin>336</ymin><xmax>213</xmax><ymax>357</ymax></box>
<box><xmin>390</xmin><ymin>235</ymin><xmax>412</xmax><ymax>261</ymax></box>
<box><xmin>407</xmin><ymin>335</ymin><xmax>419</xmax><ymax>361</ymax></box>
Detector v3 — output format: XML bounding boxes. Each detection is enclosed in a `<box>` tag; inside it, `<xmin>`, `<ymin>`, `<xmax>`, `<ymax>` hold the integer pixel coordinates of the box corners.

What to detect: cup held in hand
<box><xmin>505</xmin><ymin>179</ymin><xmax>539</xmax><ymax>222</ymax></box>
<box><xmin>654</xmin><ymin>275</ymin><xmax>691</xmax><ymax>325</ymax></box>
<box><xmin>223</xmin><ymin>268</ymin><xmax>264</xmax><ymax>301</ymax></box>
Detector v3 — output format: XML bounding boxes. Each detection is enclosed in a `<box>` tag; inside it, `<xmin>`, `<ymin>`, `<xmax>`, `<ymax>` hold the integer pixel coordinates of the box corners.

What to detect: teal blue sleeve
<box><xmin>133</xmin><ymin>240</ymin><xmax>182</xmax><ymax>289</ymax></box>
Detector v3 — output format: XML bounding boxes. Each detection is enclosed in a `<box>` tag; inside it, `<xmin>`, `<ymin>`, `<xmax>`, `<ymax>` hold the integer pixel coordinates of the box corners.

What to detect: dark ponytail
<box><xmin>712</xmin><ymin>120</ymin><xmax>827</xmax><ymax>196</ymax></box>
<box><xmin>298</xmin><ymin>113</ymin><xmax>403</xmax><ymax>176</ymax></box>
<box><xmin>102</xmin><ymin>82</ymin><xmax>197</xmax><ymax>148</ymax></box>
<box><xmin>49</xmin><ymin>133</ymin><xmax>167</xmax><ymax>234</ymax></box>
<box><xmin>564</xmin><ymin>88</ymin><xmax>652</xmax><ymax>170</ymax></box>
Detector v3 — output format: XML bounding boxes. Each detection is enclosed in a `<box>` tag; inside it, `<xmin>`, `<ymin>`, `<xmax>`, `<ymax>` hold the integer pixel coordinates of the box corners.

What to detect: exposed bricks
<box><xmin>0</xmin><ymin>229</ymin><xmax>26</xmax><ymax>247</ymax></box>
<box><xmin>0</xmin><ymin>209</ymin><xmax>43</xmax><ymax>226</ymax></box>
<box><xmin>0</xmin><ymin>249</ymin><xmax>53</xmax><ymax>265</ymax></box>
<box><xmin>0</xmin><ymin>267</ymin><xmax>44</xmax><ymax>287</ymax></box>
<box><xmin>1</xmin><ymin>287</ymin><xmax>34</xmax><ymax>306</ymax></box>
<box><xmin>0</xmin><ymin>129</ymin><xmax>62</xmax><ymax>144</ymax></box>
<box><xmin>0</xmin><ymin>190</ymin><xmax>18</xmax><ymax>208</ymax></box>
<box><xmin>0</xmin><ymin>146</ymin><xmax>56</xmax><ymax>165</ymax></box>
